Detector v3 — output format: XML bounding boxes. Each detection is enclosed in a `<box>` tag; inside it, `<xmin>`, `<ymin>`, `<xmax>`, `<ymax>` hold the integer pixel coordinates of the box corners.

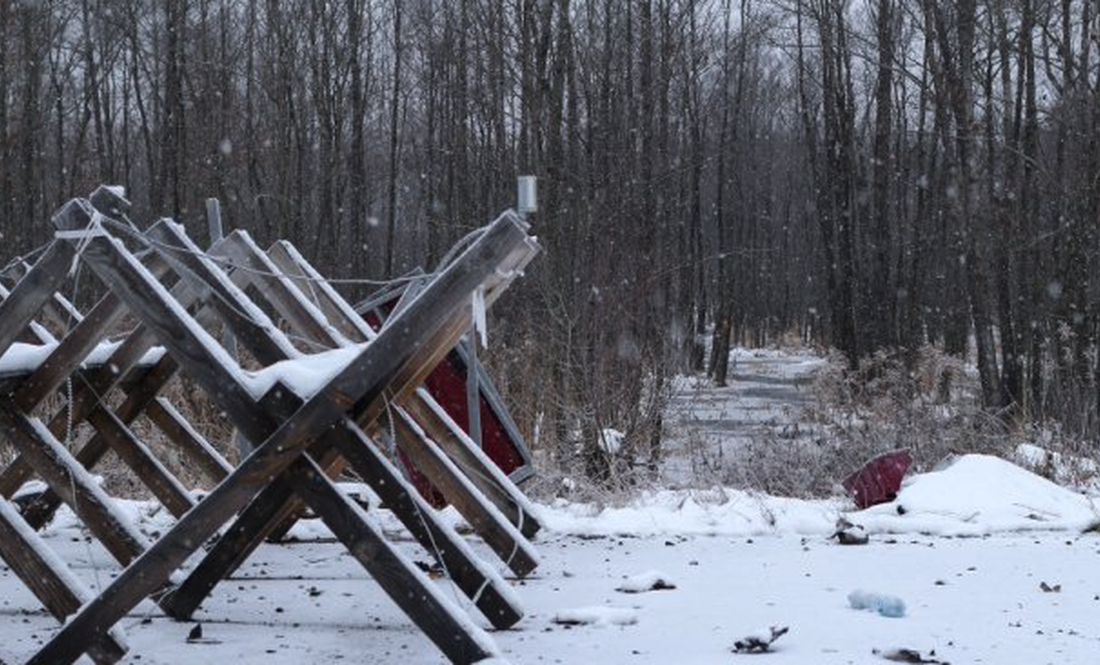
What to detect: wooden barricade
<box><xmin>0</xmin><ymin>186</ymin><xmax>541</xmax><ymax>665</ymax></box>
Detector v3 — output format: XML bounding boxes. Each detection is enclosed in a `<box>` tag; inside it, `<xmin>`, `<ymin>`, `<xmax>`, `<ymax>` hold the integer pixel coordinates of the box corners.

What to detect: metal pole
<box><xmin>465</xmin><ymin>331</ymin><xmax>483</xmax><ymax>450</ymax></box>
<box><xmin>465</xmin><ymin>176</ymin><xmax>537</xmax><ymax>451</ymax></box>
<box><xmin>207</xmin><ymin>198</ymin><xmax>250</xmax><ymax>457</ymax></box>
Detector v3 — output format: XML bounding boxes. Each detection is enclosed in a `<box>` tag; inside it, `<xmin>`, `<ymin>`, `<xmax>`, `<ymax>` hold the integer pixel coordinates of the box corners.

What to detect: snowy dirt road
<box><xmin>663</xmin><ymin>348</ymin><xmax>826</xmax><ymax>487</ymax></box>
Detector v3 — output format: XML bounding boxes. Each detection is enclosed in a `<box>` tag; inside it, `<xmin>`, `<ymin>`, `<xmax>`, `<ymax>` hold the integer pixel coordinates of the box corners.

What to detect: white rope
<box><xmin>56</xmin><ymin>211</ymin><xmax>110</xmax><ymax>276</ymax></box>
<box><xmin>99</xmin><ymin>216</ymin><xmax>436</xmax><ymax>288</ymax></box>
<box><xmin>59</xmin><ymin>258</ymin><xmax>105</xmax><ymax>592</ymax></box>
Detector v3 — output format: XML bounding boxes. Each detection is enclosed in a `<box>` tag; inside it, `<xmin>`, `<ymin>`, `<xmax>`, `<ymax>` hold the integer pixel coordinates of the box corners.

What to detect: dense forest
<box><xmin>1</xmin><ymin>0</ymin><xmax>1098</xmax><ymax>479</ymax></box>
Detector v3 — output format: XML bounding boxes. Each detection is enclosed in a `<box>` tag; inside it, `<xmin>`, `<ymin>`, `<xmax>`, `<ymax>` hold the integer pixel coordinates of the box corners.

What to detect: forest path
<box><xmin>662</xmin><ymin>348</ymin><xmax>828</xmax><ymax>486</ymax></box>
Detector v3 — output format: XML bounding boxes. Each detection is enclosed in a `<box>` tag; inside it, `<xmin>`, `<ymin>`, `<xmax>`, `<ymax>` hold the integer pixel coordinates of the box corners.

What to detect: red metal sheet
<box><xmin>363</xmin><ymin>305</ymin><xmax>529</xmax><ymax>507</ymax></box>
<box><xmin>842</xmin><ymin>449</ymin><xmax>912</xmax><ymax>509</ymax></box>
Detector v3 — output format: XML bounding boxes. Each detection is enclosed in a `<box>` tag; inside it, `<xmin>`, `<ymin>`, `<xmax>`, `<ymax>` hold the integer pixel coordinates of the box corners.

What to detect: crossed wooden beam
<box><xmin>0</xmin><ymin>187</ymin><xmax>541</xmax><ymax>664</ymax></box>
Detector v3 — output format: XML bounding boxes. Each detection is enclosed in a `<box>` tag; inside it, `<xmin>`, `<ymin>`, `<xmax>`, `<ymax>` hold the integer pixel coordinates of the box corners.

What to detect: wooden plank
<box><xmin>0</xmin><ymin>398</ymin><xmax>149</xmax><ymax>566</ymax></box>
<box><xmin>0</xmin><ymin>498</ymin><xmax>128</xmax><ymax>665</ymax></box>
<box><xmin>144</xmin><ymin>219</ymin><xmax>300</xmax><ymax>365</ymax></box>
<box><xmin>0</xmin><ymin>259</ymin><xmax>86</xmax><ymax>331</ymax></box>
<box><xmin>0</xmin><ymin>240</ymin><xmax>75</xmax><ymax>358</ymax></box>
<box><xmin>265</xmin><ymin>241</ymin><xmax>372</xmax><ymax>343</ymax></box>
<box><xmin>31</xmin><ymin>201</ymin><xmax>535</xmax><ymax>665</ymax></box>
<box><xmin>83</xmin><ymin>398</ymin><xmax>195</xmax><ymax>518</ymax></box>
<box><xmin>215</xmin><ymin>231</ymin><xmax>347</xmax><ymax>349</ymax></box>
<box><xmin>144</xmin><ymin>397</ymin><xmax>233</xmax><ymax>483</ymax></box>
<box><xmin>328</xmin><ymin>418</ymin><xmax>526</xmax><ymax>626</ymax></box>
<box><xmin>387</xmin><ymin>406</ymin><xmax>539</xmax><ymax>575</ymax></box>
<box><xmin>0</xmin><ymin>280</ymin><xmax>60</xmax><ymax>347</ymax></box>
<box><xmin>280</xmin><ymin>454</ymin><xmax>500</xmax><ymax>664</ymax></box>
<box><xmin>405</xmin><ymin>390</ymin><xmax>543</xmax><ymax>539</ymax></box>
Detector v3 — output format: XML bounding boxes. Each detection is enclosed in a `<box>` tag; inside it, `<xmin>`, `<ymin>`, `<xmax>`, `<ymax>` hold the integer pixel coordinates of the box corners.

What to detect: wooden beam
<box><xmin>405</xmin><ymin>389</ymin><xmax>543</xmax><ymax>540</ymax></box>
<box><xmin>144</xmin><ymin>397</ymin><xmax>233</xmax><ymax>484</ymax></box>
<box><xmin>215</xmin><ymin>233</ymin><xmax>351</xmax><ymax>541</ymax></box>
<box><xmin>265</xmin><ymin>241</ymin><xmax>372</xmax><ymax>343</ymax></box>
<box><xmin>215</xmin><ymin>231</ymin><xmax>347</xmax><ymax>349</ymax></box>
<box><xmin>144</xmin><ymin>219</ymin><xmax>299</xmax><ymax>365</ymax></box>
<box><xmin>0</xmin><ymin>259</ymin><xmax>86</xmax><ymax>332</ymax></box>
<box><xmin>329</xmin><ymin>417</ymin><xmax>526</xmax><ymax>626</ymax></box>
<box><xmin>82</xmin><ymin>396</ymin><xmax>194</xmax><ymax>518</ymax></box>
<box><xmin>0</xmin><ymin>398</ymin><xmax>150</xmax><ymax>566</ymax></box>
<box><xmin>0</xmin><ymin>499</ymin><xmax>128</xmax><ymax>665</ymax></box>
<box><xmin>157</xmin><ymin>444</ymin><xmax>341</xmax><ymax>621</ymax></box>
<box><xmin>387</xmin><ymin>406</ymin><xmax>539</xmax><ymax>575</ymax></box>
<box><xmin>0</xmin><ymin>240</ymin><xmax>75</xmax><ymax>358</ymax></box>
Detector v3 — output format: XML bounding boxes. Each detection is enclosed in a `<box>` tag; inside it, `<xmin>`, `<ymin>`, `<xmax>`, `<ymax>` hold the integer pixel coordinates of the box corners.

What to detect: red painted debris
<box><xmin>842</xmin><ymin>449</ymin><xmax>912</xmax><ymax>509</ymax></box>
<box><xmin>362</xmin><ymin>303</ymin><xmax>531</xmax><ymax>508</ymax></box>
<box><xmin>395</xmin><ymin>349</ymin><xmax>528</xmax><ymax>507</ymax></box>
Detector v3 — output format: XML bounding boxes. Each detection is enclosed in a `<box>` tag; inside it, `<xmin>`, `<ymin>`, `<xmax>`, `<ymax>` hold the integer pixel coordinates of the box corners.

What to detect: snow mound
<box><xmin>854</xmin><ymin>454</ymin><xmax>1098</xmax><ymax>536</ymax></box>
<box><xmin>553</xmin><ymin>606</ymin><xmax>639</xmax><ymax>627</ymax></box>
<box><xmin>541</xmin><ymin>488</ymin><xmax>842</xmax><ymax>538</ymax></box>
<box><xmin>616</xmin><ymin>570</ymin><xmax>676</xmax><ymax>593</ymax></box>
<box><xmin>542</xmin><ymin>454</ymin><xmax>1097</xmax><ymax>539</ymax></box>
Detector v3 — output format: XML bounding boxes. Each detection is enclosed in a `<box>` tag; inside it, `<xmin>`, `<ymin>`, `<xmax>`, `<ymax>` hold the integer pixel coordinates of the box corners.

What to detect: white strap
<box><xmin>56</xmin><ymin>210</ymin><xmax>109</xmax><ymax>275</ymax></box>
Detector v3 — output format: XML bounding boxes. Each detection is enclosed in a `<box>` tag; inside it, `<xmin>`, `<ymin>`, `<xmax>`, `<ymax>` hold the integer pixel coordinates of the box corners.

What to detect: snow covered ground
<box><xmin>3</xmin><ymin>348</ymin><xmax>1100</xmax><ymax>664</ymax></box>
<box><xmin>3</xmin><ymin>476</ymin><xmax>1098</xmax><ymax>665</ymax></box>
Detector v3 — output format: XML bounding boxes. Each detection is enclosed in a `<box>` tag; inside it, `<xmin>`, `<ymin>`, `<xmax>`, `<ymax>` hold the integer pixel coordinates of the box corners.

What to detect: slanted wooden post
<box><xmin>206</xmin><ymin>197</ymin><xmax>249</xmax><ymax>459</ymax></box>
<box><xmin>0</xmin><ymin>241</ymin><xmax>76</xmax><ymax>358</ymax></box>
<box><xmin>0</xmin><ymin>499</ymin><xmax>129</xmax><ymax>665</ymax></box>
